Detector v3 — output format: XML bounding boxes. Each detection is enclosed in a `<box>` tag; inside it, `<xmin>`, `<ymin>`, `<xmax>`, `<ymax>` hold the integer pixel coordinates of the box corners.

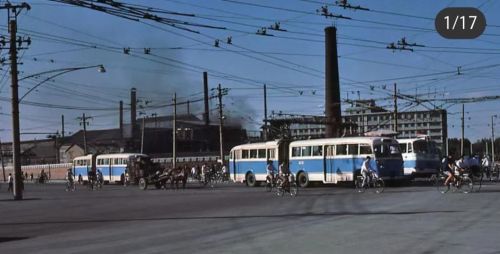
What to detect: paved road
<box><xmin>1</xmin><ymin>181</ymin><xmax>500</xmax><ymax>254</ymax></box>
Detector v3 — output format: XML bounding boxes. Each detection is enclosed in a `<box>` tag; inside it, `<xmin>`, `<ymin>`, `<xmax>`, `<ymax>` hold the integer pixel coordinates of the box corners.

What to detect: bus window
<box><xmin>104</xmin><ymin>158</ymin><xmax>110</xmax><ymax>165</ymax></box>
<box><xmin>399</xmin><ymin>143</ymin><xmax>407</xmax><ymax>153</ymax></box>
<box><xmin>348</xmin><ymin>144</ymin><xmax>359</xmax><ymax>155</ymax></box>
<box><xmin>292</xmin><ymin>147</ymin><xmax>301</xmax><ymax>157</ymax></box>
<box><xmin>258</xmin><ymin>149</ymin><xmax>266</xmax><ymax>159</ymax></box>
<box><xmin>114</xmin><ymin>158</ymin><xmax>119</xmax><ymax>165</ymax></box>
<box><xmin>360</xmin><ymin>144</ymin><xmax>372</xmax><ymax>155</ymax></box>
<box><xmin>250</xmin><ymin>149</ymin><xmax>258</xmax><ymax>159</ymax></box>
<box><xmin>312</xmin><ymin>146</ymin><xmax>322</xmax><ymax>156</ymax></box>
<box><xmin>374</xmin><ymin>143</ymin><xmax>401</xmax><ymax>158</ymax></box>
<box><xmin>267</xmin><ymin>149</ymin><xmax>276</xmax><ymax>160</ymax></box>
<box><xmin>336</xmin><ymin>144</ymin><xmax>347</xmax><ymax>155</ymax></box>
<box><xmin>413</xmin><ymin>140</ymin><xmax>427</xmax><ymax>154</ymax></box>
<box><xmin>408</xmin><ymin>143</ymin><xmax>413</xmax><ymax>153</ymax></box>
<box><xmin>242</xmin><ymin>150</ymin><xmax>249</xmax><ymax>159</ymax></box>
<box><xmin>301</xmin><ymin>146</ymin><xmax>312</xmax><ymax>157</ymax></box>
<box><xmin>326</xmin><ymin>145</ymin><xmax>335</xmax><ymax>156</ymax></box>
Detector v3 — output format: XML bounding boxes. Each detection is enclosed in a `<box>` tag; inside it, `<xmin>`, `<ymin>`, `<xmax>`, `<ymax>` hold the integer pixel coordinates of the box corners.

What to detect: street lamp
<box><xmin>19</xmin><ymin>64</ymin><xmax>105</xmax><ymax>102</ymax></box>
<box><xmin>10</xmin><ymin>64</ymin><xmax>105</xmax><ymax>200</ymax></box>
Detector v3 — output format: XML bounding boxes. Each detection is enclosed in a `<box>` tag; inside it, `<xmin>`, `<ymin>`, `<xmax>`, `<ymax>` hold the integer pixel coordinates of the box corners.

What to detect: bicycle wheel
<box><xmin>289</xmin><ymin>182</ymin><xmax>298</xmax><ymax>197</ymax></box>
<box><xmin>435</xmin><ymin>175</ymin><xmax>450</xmax><ymax>194</ymax></box>
<box><xmin>276</xmin><ymin>179</ymin><xmax>284</xmax><ymax>197</ymax></box>
<box><xmin>461</xmin><ymin>177</ymin><xmax>473</xmax><ymax>194</ymax></box>
<box><xmin>373</xmin><ymin>178</ymin><xmax>384</xmax><ymax>194</ymax></box>
<box><xmin>265</xmin><ymin>182</ymin><xmax>272</xmax><ymax>192</ymax></box>
<box><xmin>355</xmin><ymin>177</ymin><xmax>365</xmax><ymax>193</ymax></box>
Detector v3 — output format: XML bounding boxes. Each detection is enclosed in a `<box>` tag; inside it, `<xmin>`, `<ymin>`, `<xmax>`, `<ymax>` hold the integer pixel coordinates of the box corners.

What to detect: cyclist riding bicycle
<box><xmin>455</xmin><ymin>155</ymin><xmax>469</xmax><ymax>174</ymax></box>
<box><xmin>443</xmin><ymin>156</ymin><xmax>456</xmax><ymax>187</ymax></box>
<box><xmin>266</xmin><ymin>160</ymin><xmax>276</xmax><ymax>184</ymax></box>
<box><xmin>278</xmin><ymin>162</ymin><xmax>290</xmax><ymax>182</ymax></box>
<box><xmin>361</xmin><ymin>156</ymin><xmax>376</xmax><ymax>188</ymax></box>
<box><xmin>482</xmin><ymin>154</ymin><xmax>492</xmax><ymax>179</ymax></box>
<box><xmin>96</xmin><ymin>169</ymin><xmax>103</xmax><ymax>185</ymax></box>
<box><xmin>66</xmin><ymin>168</ymin><xmax>74</xmax><ymax>191</ymax></box>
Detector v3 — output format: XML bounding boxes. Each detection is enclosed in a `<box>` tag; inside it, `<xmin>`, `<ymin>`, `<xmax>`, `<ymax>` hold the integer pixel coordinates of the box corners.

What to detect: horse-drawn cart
<box><xmin>138</xmin><ymin>167</ymin><xmax>189</xmax><ymax>190</ymax></box>
<box><xmin>138</xmin><ymin>171</ymin><xmax>170</xmax><ymax>190</ymax></box>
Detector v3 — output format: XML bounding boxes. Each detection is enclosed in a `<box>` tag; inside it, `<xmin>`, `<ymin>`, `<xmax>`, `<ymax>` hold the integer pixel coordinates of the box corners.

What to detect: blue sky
<box><xmin>0</xmin><ymin>0</ymin><xmax>499</xmax><ymax>142</ymax></box>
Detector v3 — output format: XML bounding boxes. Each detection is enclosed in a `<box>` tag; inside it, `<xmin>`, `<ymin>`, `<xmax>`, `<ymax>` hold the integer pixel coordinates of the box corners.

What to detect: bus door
<box><xmin>324</xmin><ymin>145</ymin><xmax>336</xmax><ymax>183</ymax></box>
<box><xmin>231</xmin><ymin>151</ymin><xmax>237</xmax><ymax>181</ymax></box>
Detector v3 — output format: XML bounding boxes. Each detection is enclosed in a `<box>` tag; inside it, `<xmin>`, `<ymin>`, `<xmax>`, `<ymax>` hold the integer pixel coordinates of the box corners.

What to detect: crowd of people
<box><xmin>189</xmin><ymin>163</ymin><xmax>229</xmax><ymax>182</ymax></box>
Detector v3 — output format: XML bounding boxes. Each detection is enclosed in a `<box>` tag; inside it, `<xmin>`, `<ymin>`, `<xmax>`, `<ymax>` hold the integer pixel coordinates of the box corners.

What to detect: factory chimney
<box><xmin>325</xmin><ymin>26</ymin><xmax>342</xmax><ymax>138</ymax></box>
<box><xmin>203</xmin><ymin>72</ymin><xmax>210</xmax><ymax>126</ymax></box>
<box><xmin>130</xmin><ymin>88</ymin><xmax>137</xmax><ymax>138</ymax></box>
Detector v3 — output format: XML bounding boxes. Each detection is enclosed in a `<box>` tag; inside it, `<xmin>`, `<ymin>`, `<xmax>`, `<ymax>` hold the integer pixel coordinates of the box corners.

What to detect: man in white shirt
<box><xmin>361</xmin><ymin>156</ymin><xmax>375</xmax><ymax>188</ymax></box>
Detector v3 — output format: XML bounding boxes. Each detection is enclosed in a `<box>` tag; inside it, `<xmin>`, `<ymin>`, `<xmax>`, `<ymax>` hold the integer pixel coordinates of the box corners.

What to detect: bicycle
<box><xmin>434</xmin><ymin>169</ymin><xmax>473</xmax><ymax>194</ymax></box>
<box><xmin>65</xmin><ymin>180</ymin><xmax>76</xmax><ymax>192</ymax></box>
<box><xmin>276</xmin><ymin>174</ymin><xmax>298</xmax><ymax>197</ymax></box>
<box><xmin>265</xmin><ymin>173</ymin><xmax>278</xmax><ymax>192</ymax></box>
<box><xmin>94</xmin><ymin>177</ymin><xmax>103</xmax><ymax>190</ymax></box>
<box><xmin>355</xmin><ymin>172</ymin><xmax>384</xmax><ymax>194</ymax></box>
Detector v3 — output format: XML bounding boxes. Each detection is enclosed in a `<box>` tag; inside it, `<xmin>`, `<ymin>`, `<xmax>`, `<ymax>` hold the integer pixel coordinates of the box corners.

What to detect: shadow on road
<box><xmin>0</xmin><ymin>237</ymin><xmax>30</xmax><ymax>243</ymax></box>
<box><xmin>0</xmin><ymin>210</ymin><xmax>462</xmax><ymax>226</ymax></box>
<box><xmin>0</xmin><ymin>198</ymin><xmax>42</xmax><ymax>202</ymax></box>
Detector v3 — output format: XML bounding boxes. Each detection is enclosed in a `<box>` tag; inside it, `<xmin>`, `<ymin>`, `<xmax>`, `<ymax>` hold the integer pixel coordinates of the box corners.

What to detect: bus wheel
<box><xmin>297</xmin><ymin>172</ymin><xmax>309</xmax><ymax>188</ymax></box>
<box><xmin>246</xmin><ymin>173</ymin><xmax>256</xmax><ymax>187</ymax></box>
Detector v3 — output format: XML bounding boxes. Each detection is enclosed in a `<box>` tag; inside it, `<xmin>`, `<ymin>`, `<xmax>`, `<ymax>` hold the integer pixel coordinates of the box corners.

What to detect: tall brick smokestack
<box><xmin>203</xmin><ymin>72</ymin><xmax>210</xmax><ymax>126</ymax></box>
<box><xmin>325</xmin><ymin>26</ymin><xmax>341</xmax><ymax>138</ymax></box>
<box><xmin>131</xmin><ymin>88</ymin><xmax>137</xmax><ymax>137</ymax></box>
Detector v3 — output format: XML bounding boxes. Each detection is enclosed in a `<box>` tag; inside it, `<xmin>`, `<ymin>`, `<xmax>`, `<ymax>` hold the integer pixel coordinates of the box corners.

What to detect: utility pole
<box><xmin>172</xmin><ymin>93</ymin><xmax>177</xmax><ymax>169</ymax></box>
<box><xmin>461</xmin><ymin>104</ymin><xmax>465</xmax><ymax>156</ymax></box>
<box><xmin>55</xmin><ymin>131</ymin><xmax>59</xmax><ymax>163</ymax></box>
<box><xmin>263</xmin><ymin>84</ymin><xmax>268</xmax><ymax>141</ymax></box>
<box><xmin>77</xmin><ymin>113</ymin><xmax>92</xmax><ymax>155</ymax></box>
<box><xmin>61</xmin><ymin>115</ymin><xmax>65</xmax><ymax>139</ymax></box>
<box><xmin>470</xmin><ymin>141</ymin><xmax>473</xmax><ymax>156</ymax></box>
<box><xmin>216</xmin><ymin>84</ymin><xmax>228</xmax><ymax>165</ymax></box>
<box><xmin>119</xmin><ymin>100</ymin><xmax>123</xmax><ymax>138</ymax></box>
<box><xmin>2</xmin><ymin>2</ymin><xmax>31</xmax><ymax>200</ymax></box>
<box><xmin>393</xmin><ymin>83</ymin><xmax>398</xmax><ymax>134</ymax></box>
<box><xmin>486</xmin><ymin>140</ymin><xmax>489</xmax><ymax>156</ymax></box>
<box><xmin>0</xmin><ymin>137</ymin><xmax>5</xmax><ymax>182</ymax></box>
<box><xmin>492</xmin><ymin>115</ymin><xmax>497</xmax><ymax>164</ymax></box>
<box><xmin>140</xmin><ymin>117</ymin><xmax>145</xmax><ymax>154</ymax></box>
<box><xmin>446</xmin><ymin>137</ymin><xmax>449</xmax><ymax>156</ymax></box>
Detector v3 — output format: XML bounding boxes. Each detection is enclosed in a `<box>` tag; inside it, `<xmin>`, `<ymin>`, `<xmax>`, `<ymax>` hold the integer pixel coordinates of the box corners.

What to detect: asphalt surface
<box><xmin>1</xmin><ymin>181</ymin><xmax>500</xmax><ymax>254</ymax></box>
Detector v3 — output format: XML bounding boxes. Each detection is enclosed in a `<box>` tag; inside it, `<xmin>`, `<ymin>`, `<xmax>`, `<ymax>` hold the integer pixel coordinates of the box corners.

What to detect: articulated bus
<box><xmin>229</xmin><ymin>137</ymin><xmax>404</xmax><ymax>187</ymax></box>
<box><xmin>398</xmin><ymin>138</ymin><xmax>441</xmax><ymax>178</ymax></box>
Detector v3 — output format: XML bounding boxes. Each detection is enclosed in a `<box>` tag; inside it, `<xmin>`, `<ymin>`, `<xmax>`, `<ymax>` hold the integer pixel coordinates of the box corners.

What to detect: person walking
<box><xmin>7</xmin><ymin>173</ymin><xmax>13</xmax><ymax>192</ymax></box>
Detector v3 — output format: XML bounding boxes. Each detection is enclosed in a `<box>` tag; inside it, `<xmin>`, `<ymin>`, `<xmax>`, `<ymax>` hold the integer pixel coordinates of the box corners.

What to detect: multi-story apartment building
<box><xmin>268</xmin><ymin>100</ymin><xmax>448</xmax><ymax>148</ymax></box>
